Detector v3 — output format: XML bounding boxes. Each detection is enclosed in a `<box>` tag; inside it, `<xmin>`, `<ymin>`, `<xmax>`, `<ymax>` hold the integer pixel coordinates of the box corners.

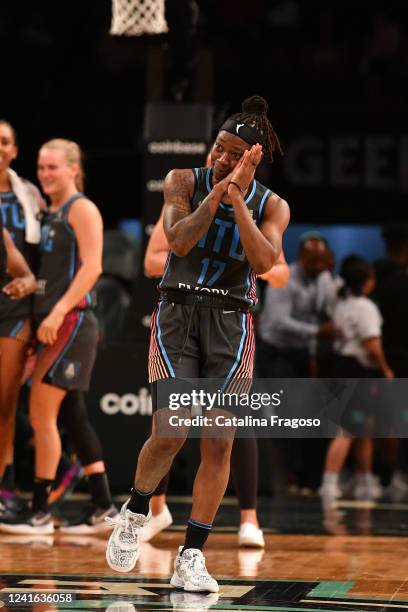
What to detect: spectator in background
<box><xmin>256</xmin><ymin>232</ymin><xmax>339</xmax><ymax>490</ymax></box>
<box><xmin>257</xmin><ymin>232</ymin><xmax>338</xmax><ymax>379</ymax></box>
<box><xmin>316</xmin><ymin>248</ymin><xmax>343</xmax><ymax>318</ymax></box>
<box><xmin>374</xmin><ymin>221</ymin><xmax>408</xmax><ymax>496</ymax></box>
<box><xmin>315</xmin><ymin>251</ymin><xmax>353</xmax><ymax>378</ymax></box>
<box><xmin>319</xmin><ymin>256</ymin><xmax>393</xmax><ymax>504</ymax></box>
<box><xmin>314</xmin><ymin>248</ymin><xmax>344</xmax><ymax>378</ymax></box>
<box><xmin>375</xmin><ymin>221</ymin><xmax>408</xmax><ymax>378</ymax></box>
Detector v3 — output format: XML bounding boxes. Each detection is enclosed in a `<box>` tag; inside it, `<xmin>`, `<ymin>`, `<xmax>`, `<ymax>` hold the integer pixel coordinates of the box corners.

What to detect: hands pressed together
<box><xmin>228</xmin><ymin>144</ymin><xmax>263</xmax><ymax>198</ymax></box>
<box><xmin>218</xmin><ymin>144</ymin><xmax>264</xmax><ymax>202</ymax></box>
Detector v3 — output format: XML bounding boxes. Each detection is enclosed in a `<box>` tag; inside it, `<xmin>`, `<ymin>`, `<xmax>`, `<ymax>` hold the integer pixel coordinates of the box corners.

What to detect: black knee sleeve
<box><xmin>59</xmin><ymin>391</ymin><xmax>104</xmax><ymax>467</ymax></box>
<box><xmin>231</xmin><ymin>435</ymin><xmax>258</xmax><ymax>509</ymax></box>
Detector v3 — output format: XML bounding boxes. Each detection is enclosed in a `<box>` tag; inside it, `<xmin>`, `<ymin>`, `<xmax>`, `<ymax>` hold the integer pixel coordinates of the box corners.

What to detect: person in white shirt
<box><xmin>319</xmin><ymin>256</ymin><xmax>393</xmax><ymax>504</ymax></box>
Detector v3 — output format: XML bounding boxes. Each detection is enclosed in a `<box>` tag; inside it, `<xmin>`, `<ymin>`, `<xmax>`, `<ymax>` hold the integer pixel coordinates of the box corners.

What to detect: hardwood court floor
<box><xmin>1</xmin><ymin>495</ymin><xmax>408</xmax><ymax>610</ymax></box>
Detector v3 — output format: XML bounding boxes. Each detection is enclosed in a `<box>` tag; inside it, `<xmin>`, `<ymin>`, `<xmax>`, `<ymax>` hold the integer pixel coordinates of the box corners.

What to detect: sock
<box><xmin>58</xmin><ymin>451</ymin><xmax>74</xmax><ymax>475</ymax></box>
<box><xmin>88</xmin><ymin>472</ymin><xmax>112</xmax><ymax>509</ymax></box>
<box><xmin>322</xmin><ymin>472</ymin><xmax>339</xmax><ymax>485</ymax></box>
<box><xmin>127</xmin><ymin>487</ymin><xmax>154</xmax><ymax>516</ymax></box>
<box><xmin>1</xmin><ymin>464</ymin><xmax>15</xmax><ymax>492</ymax></box>
<box><xmin>32</xmin><ymin>479</ymin><xmax>53</xmax><ymax>513</ymax></box>
<box><xmin>182</xmin><ymin>519</ymin><xmax>212</xmax><ymax>553</ymax></box>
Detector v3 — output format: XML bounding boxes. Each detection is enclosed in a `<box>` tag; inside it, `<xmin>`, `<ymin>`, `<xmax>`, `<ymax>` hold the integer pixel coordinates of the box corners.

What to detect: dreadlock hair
<box><xmin>230</xmin><ymin>96</ymin><xmax>283</xmax><ymax>163</ymax></box>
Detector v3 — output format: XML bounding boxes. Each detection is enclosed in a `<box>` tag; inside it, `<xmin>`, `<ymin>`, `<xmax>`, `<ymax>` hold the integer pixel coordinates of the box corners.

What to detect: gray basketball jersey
<box><xmin>34</xmin><ymin>193</ymin><xmax>94</xmax><ymax>315</ymax></box>
<box><xmin>159</xmin><ymin>167</ymin><xmax>272</xmax><ymax>309</ymax></box>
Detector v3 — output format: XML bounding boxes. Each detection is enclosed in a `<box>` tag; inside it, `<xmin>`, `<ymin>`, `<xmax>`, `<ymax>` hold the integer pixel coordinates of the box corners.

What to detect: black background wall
<box><xmin>2</xmin><ymin>0</ymin><xmax>407</xmax><ymax>226</ymax></box>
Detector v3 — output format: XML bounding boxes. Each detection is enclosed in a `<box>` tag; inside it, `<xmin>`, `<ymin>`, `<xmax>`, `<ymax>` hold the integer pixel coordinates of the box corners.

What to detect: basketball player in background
<box><xmin>0</xmin><ymin>139</ymin><xmax>117</xmax><ymax>534</ymax></box>
<box><xmin>106</xmin><ymin>96</ymin><xmax>289</xmax><ymax>592</ymax></box>
<box><xmin>1</xmin><ymin>227</ymin><xmax>36</xmax><ymax>299</ymax></box>
<box><xmin>0</xmin><ymin>123</ymin><xmax>115</xmax><ymax>525</ymax></box>
<box><xmin>0</xmin><ymin>120</ymin><xmax>43</xmax><ymax>510</ymax></box>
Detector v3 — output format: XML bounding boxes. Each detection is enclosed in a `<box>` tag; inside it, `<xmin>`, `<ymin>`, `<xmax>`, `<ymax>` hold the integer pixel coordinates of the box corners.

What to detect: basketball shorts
<box><xmin>0</xmin><ymin>316</ymin><xmax>33</xmax><ymax>343</ymax></box>
<box><xmin>329</xmin><ymin>354</ymin><xmax>388</xmax><ymax>436</ymax></box>
<box><xmin>35</xmin><ymin>309</ymin><xmax>98</xmax><ymax>391</ymax></box>
<box><xmin>149</xmin><ymin>301</ymin><xmax>255</xmax><ymax>409</ymax></box>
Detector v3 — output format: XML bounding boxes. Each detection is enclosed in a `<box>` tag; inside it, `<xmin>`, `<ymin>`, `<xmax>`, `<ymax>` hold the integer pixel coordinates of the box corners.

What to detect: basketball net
<box><xmin>110</xmin><ymin>0</ymin><xmax>168</xmax><ymax>36</ymax></box>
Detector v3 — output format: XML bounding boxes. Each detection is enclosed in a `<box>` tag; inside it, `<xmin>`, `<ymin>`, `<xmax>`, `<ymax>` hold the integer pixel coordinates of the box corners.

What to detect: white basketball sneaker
<box><xmin>238</xmin><ymin>523</ymin><xmax>265</xmax><ymax>548</ymax></box>
<box><xmin>140</xmin><ymin>504</ymin><xmax>173</xmax><ymax>542</ymax></box>
<box><xmin>105</xmin><ymin>499</ymin><xmax>151</xmax><ymax>573</ymax></box>
<box><xmin>318</xmin><ymin>481</ymin><xmax>342</xmax><ymax>501</ymax></box>
<box><xmin>59</xmin><ymin>504</ymin><xmax>119</xmax><ymax>534</ymax></box>
<box><xmin>354</xmin><ymin>473</ymin><xmax>382</xmax><ymax>500</ymax></box>
<box><xmin>170</xmin><ymin>590</ymin><xmax>219</xmax><ymax>610</ymax></box>
<box><xmin>0</xmin><ymin>510</ymin><xmax>54</xmax><ymax>535</ymax></box>
<box><xmin>170</xmin><ymin>547</ymin><xmax>219</xmax><ymax>593</ymax></box>
<box><xmin>319</xmin><ymin>472</ymin><xmax>342</xmax><ymax>502</ymax></box>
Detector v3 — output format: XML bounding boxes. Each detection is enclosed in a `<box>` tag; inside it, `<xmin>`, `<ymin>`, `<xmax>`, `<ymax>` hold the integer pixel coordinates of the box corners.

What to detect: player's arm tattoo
<box><xmin>163</xmin><ymin>169</ymin><xmax>224</xmax><ymax>257</ymax></box>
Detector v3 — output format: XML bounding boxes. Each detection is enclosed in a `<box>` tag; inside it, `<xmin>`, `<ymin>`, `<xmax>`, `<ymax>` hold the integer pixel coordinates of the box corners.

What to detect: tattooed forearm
<box><xmin>166</xmin><ymin>196</ymin><xmax>216</xmax><ymax>256</ymax></box>
<box><xmin>163</xmin><ymin>169</ymin><xmax>225</xmax><ymax>257</ymax></box>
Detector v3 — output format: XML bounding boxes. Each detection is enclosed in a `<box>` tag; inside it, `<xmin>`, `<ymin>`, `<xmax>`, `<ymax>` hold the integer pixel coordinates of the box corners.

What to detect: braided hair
<box><xmin>230</xmin><ymin>96</ymin><xmax>283</xmax><ymax>162</ymax></box>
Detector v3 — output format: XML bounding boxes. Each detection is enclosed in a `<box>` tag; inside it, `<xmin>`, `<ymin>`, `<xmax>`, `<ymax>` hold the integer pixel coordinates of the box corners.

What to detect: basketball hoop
<box><xmin>110</xmin><ymin>0</ymin><xmax>168</xmax><ymax>36</ymax></box>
